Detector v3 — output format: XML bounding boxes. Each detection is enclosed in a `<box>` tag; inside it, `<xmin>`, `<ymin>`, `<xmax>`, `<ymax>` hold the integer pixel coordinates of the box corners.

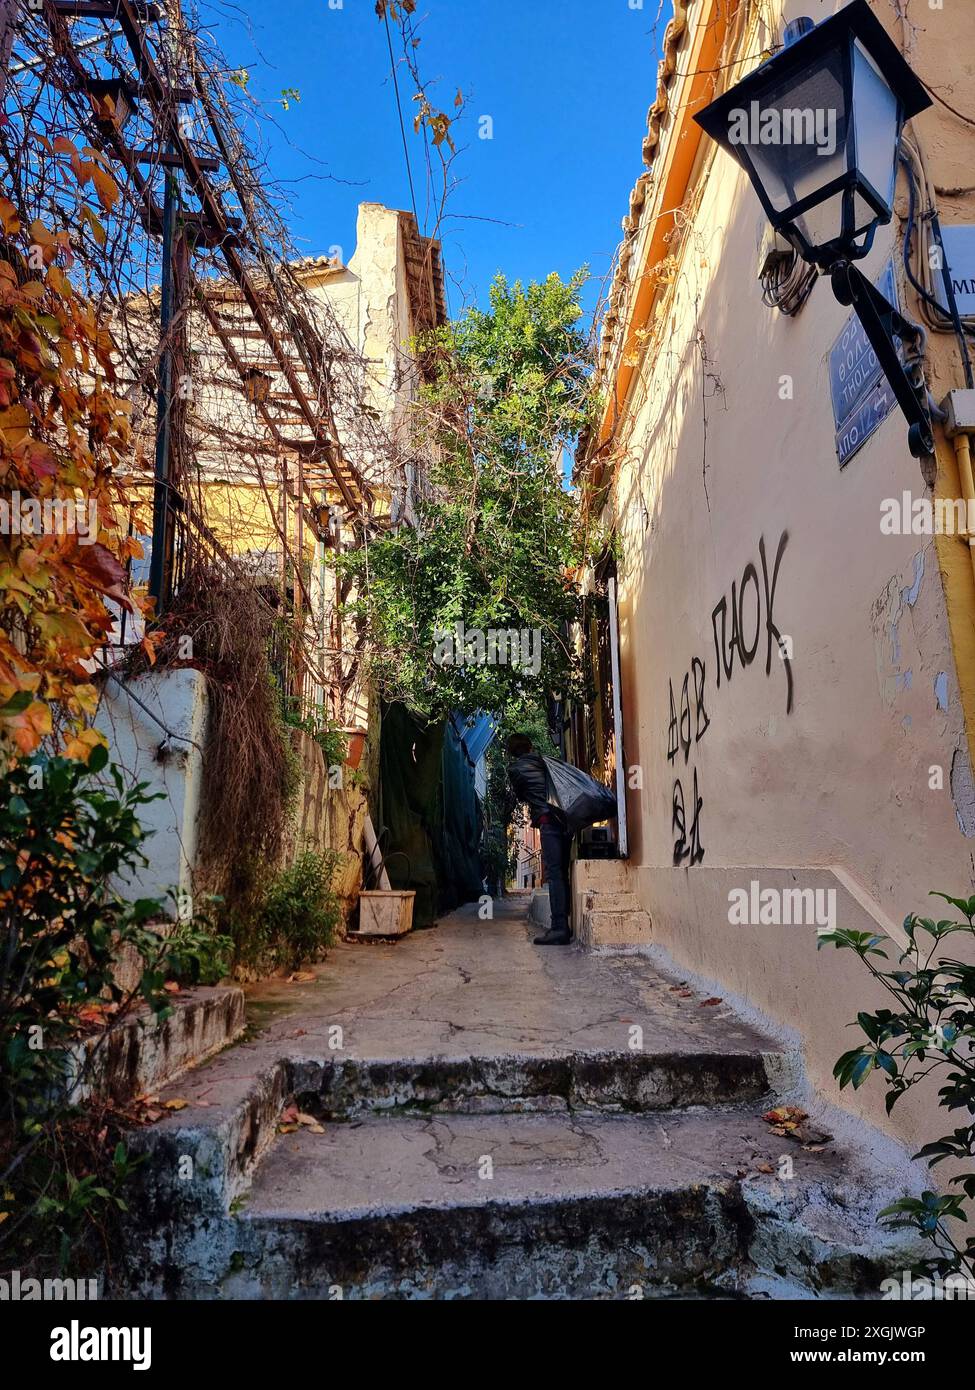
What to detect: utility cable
<box><xmin>382</xmin><ymin>8</ymin><xmax>419</xmax><ymax>228</ymax></box>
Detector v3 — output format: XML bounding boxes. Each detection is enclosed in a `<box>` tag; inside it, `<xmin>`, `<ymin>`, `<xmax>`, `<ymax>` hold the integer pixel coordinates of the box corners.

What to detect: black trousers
<box><xmin>539</xmin><ymin>822</ymin><xmax>572</xmax><ymax>936</ymax></box>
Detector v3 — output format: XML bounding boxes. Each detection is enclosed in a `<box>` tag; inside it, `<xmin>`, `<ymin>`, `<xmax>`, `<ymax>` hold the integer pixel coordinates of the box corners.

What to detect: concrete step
<box><xmin>220</xmin><ymin>1107</ymin><xmax>919</xmax><ymax>1300</ymax></box>
<box><xmin>579</xmin><ymin>907</ymin><xmax>653</xmax><ymax>947</ymax></box>
<box><xmin>583</xmin><ymin>890</ymin><xmax>644</xmax><ymax>913</ymax></box>
<box><xmin>122</xmin><ymin>1040</ymin><xmax>780</xmax><ymax>1226</ymax></box>
<box><xmin>111</xmin><ymin>901</ymin><xmax>925</xmax><ymax>1300</ymax></box>
<box><xmin>288</xmin><ymin>1046</ymin><xmax>777</xmax><ymax>1118</ymax></box>
<box><xmin>69</xmin><ymin>985</ymin><xmax>245</xmax><ymax>1104</ymax></box>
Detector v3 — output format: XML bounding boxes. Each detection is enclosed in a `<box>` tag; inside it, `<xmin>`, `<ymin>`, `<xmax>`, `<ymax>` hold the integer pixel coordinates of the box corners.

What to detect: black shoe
<box><xmin>533</xmin><ymin>929</ymin><xmax>571</xmax><ymax>946</ymax></box>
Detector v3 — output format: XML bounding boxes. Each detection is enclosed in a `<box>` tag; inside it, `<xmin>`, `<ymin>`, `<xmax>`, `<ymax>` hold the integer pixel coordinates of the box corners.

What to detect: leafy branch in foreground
<box><xmin>340</xmin><ymin>269</ymin><xmax>599</xmax><ymax>725</ymax></box>
<box><xmin>819</xmin><ymin>891</ymin><xmax>975</xmax><ymax>1281</ymax></box>
<box><xmin>1</xmin><ymin>751</ymin><xmax>230</xmax><ymax>1275</ymax></box>
<box><xmin>0</xmin><ymin>156</ymin><xmax>150</xmax><ymax>762</ymax></box>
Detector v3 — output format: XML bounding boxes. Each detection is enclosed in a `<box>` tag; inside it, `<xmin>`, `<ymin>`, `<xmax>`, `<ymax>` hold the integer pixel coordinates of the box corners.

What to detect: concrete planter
<box><xmin>357</xmin><ymin>890</ymin><xmax>415</xmax><ymax>937</ymax></box>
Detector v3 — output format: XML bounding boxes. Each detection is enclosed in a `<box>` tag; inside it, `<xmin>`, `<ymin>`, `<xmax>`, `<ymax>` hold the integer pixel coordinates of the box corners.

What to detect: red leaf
<box><xmin>76</xmin><ymin>542</ymin><xmax>134</xmax><ymax>610</ymax></box>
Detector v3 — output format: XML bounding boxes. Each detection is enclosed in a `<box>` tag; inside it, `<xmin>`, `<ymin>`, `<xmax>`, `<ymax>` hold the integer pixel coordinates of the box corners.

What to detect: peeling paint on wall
<box><xmin>902</xmin><ymin>550</ymin><xmax>924</xmax><ymax>608</ymax></box>
<box><xmin>951</xmin><ymin>744</ymin><xmax>975</xmax><ymax>838</ymax></box>
<box><xmin>935</xmin><ymin>671</ymin><xmax>949</xmax><ymax>711</ymax></box>
<box><xmin>871</xmin><ymin>552</ymin><xmax>925</xmax><ymax>709</ymax></box>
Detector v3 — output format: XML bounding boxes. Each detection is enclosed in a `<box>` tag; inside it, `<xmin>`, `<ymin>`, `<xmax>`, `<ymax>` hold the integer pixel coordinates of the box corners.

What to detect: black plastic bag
<box><xmin>541</xmin><ymin>756</ymin><xmax>617</xmax><ymax>834</ymax></box>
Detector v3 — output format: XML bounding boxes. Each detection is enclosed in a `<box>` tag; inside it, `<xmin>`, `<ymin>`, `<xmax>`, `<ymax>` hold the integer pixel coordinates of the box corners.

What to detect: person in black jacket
<box><xmin>506</xmin><ymin>734</ymin><xmax>572</xmax><ymax>946</ymax></box>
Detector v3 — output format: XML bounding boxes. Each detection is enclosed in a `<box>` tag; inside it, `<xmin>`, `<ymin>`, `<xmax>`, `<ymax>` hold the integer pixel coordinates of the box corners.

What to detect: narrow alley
<box><xmin>4</xmin><ymin>0</ymin><xmax>975</xmax><ymax>1357</ymax></box>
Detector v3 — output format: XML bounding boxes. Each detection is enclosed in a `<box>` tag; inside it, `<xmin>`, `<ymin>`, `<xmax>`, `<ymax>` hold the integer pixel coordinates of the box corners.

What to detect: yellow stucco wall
<box><xmin>596</xmin><ymin>0</ymin><xmax>975</xmax><ymax>1153</ymax></box>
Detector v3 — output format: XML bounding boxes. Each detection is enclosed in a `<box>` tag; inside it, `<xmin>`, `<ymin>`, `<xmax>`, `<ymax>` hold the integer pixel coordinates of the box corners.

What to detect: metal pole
<box><xmin>607</xmin><ymin>575</ymin><xmax>628</xmax><ymax>859</ymax></box>
<box><xmin>0</xmin><ymin>0</ymin><xmax>21</xmax><ymax>105</ymax></box>
<box><xmin>148</xmin><ymin>149</ymin><xmax>177</xmax><ymax>614</ymax></box>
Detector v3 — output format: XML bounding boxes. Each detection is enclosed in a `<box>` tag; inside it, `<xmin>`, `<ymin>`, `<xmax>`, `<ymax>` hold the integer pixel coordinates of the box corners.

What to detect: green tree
<box><xmin>343</xmin><ymin>269</ymin><xmax>597</xmax><ymax>724</ymax></box>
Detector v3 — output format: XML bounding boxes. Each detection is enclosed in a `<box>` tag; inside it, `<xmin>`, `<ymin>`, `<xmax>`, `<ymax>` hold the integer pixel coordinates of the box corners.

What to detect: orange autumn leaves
<box><xmin>0</xmin><ymin>137</ymin><xmax>152</xmax><ymax>762</ymax></box>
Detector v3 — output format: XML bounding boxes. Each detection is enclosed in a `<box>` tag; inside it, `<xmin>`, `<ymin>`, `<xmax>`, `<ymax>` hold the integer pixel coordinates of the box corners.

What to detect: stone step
<box><xmin>582</xmin><ymin>890</ymin><xmax>644</xmax><ymax>913</ymax></box>
<box><xmin>579</xmin><ymin>907</ymin><xmax>653</xmax><ymax>947</ymax></box>
<box><xmin>216</xmin><ymin>1107</ymin><xmax>920</xmax><ymax>1300</ymax></box>
<box><xmin>122</xmin><ymin>1039</ymin><xmax>781</xmax><ymax>1225</ymax></box>
<box><xmin>288</xmin><ymin>1045</ymin><xmax>778</xmax><ymax>1119</ymax></box>
<box><xmin>69</xmin><ymin>985</ymin><xmax>245</xmax><ymax>1104</ymax></box>
<box><xmin>112</xmin><ymin>900</ymin><xmax>926</xmax><ymax>1301</ymax></box>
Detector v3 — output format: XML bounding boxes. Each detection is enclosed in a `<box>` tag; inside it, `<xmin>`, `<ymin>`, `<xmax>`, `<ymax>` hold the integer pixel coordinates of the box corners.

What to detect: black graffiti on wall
<box><xmin>667</xmin><ymin>656</ymin><xmax>710</xmax><ymax>764</ymax></box>
<box><xmin>672</xmin><ymin>766</ymin><xmax>704</xmax><ymax>867</ymax></box>
<box><xmin>711</xmin><ymin>531</ymin><xmax>793</xmax><ymax>715</ymax></box>
<box><xmin>664</xmin><ymin>531</ymin><xmax>794</xmax><ymax>868</ymax></box>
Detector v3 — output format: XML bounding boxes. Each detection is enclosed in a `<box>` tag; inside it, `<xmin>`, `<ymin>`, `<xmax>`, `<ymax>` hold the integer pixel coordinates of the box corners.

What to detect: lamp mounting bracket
<box><xmin>830</xmin><ymin>260</ymin><xmax>934</xmax><ymax>459</ymax></box>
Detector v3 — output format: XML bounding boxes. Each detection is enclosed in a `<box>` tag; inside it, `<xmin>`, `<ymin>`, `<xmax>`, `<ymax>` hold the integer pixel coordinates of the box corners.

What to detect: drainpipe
<box><xmin>952</xmin><ymin>429</ymin><xmax>975</xmax><ymax>587</ymax></box>
<box><xmin>943</xmin><ymin>393</ymin><xmax>975</xmax><ymax>588</ymax></box>
<box><xmin>148</xmin><ymin>150</ymin><xmax>178</xmax><ymax>616</ymax></box>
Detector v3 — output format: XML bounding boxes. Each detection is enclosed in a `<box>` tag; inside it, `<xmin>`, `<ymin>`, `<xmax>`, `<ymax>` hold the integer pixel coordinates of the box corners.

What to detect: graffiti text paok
<box><xmin>710</xmin><ymin>531</ymin><xmax>793</xmax><ymax>715</ymax></box>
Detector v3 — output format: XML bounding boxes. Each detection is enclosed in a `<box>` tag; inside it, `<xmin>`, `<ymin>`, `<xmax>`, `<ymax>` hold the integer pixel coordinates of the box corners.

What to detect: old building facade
<box><xmin>578</xmin><ymin>0</ymin><xmax>975</xmax><ymax>1154</ymax></box>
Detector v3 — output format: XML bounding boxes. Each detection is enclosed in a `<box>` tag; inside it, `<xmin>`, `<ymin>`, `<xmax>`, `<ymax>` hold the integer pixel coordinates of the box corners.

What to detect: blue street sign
<box><xmin>829</xmin><ymin>260</ymin><xmax>902</xmax><ymax>467</ymax></box>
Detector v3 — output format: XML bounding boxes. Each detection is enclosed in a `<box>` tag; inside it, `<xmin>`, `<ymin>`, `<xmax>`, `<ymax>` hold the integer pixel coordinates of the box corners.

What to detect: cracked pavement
<box><xmin>152</xmin><ymin>893</ymin><xmax>783</xmax><ymax>1115</ymax></box>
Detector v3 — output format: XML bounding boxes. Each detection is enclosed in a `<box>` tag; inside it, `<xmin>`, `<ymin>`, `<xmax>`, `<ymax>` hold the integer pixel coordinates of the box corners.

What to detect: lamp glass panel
<box><xmin>738</xmin><ymin>51</ymin><xmax>849</xmax><ymax>216</ymax></box>
<box><xmin>792</xmin><ymin>190</ymin><xmax>847</xmax><ymax>253</ymax></box>
<box><xmin>851</xmin><ymin>39</ymin><xmax>900</xmax><ymax>212</ymax></box>
<box><xmin>852</xmin><ymin>187</ymin><xmax>882</xmax><ymax>236</ymax></box>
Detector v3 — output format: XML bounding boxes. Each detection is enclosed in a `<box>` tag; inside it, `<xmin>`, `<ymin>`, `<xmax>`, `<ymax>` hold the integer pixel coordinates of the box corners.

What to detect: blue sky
<box><xmin>212</xmin><ymin>0</ymin><xmax>664</xmax><ymax>319</ymax></box>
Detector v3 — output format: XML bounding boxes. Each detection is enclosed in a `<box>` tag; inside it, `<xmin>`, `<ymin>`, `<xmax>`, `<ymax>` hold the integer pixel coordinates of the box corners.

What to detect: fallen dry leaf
<box><xmin>162</xmin><ymin>1098</ymin><xmax>188</xmax><ymax>1111</ymax></box>
<box><xmin>762</xmin><ymin>1105</ymin><xmax>807</xmax><ymax>1129</ymax></box>
<box><xmin>700</xmin><ymin>997</ymin><xmax>723</xmax><ymax>1007</ymax></box>
<box><xmin>761</xmin><ymin>1104</ymin><xmax>832</xmax><ymax>1146</ymax></box>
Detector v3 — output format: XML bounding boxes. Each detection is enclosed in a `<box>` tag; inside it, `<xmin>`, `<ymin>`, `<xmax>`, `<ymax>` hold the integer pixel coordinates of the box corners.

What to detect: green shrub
<box><xmin>820</xmin><ymin>890</ymin><xmax>975</xmax><ymax>1284</ymax></box>
<box><xmin>280</xmin><ymin>696</ymin><xmax>348</xmax><ymax>771</ymax></box>
<box><xmin>0</xmin><ymin>750</ymin><xmax>231</xmax><ymax>1276</ymax></box>
<box><xmin>231</xmin><ymin>848</ymin><xmax>342</xmax><ymax>973</ymax></box>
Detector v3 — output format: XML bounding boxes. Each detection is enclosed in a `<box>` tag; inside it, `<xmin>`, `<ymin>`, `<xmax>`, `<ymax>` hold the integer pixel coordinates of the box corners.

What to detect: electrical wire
<box><xmin>760</xmin><ymin>242</ymin><xmax>818</xmax><ymax>316</ymax></box>
<box><xmin>920</xmin><ymin>79</ymin><xmax>975</xmax><ymax>131</ymax></box>
<box><xmin>899</xmin><ymin>136</ymin><xmax>975</xmax><ymax>389</ymax></box>
<box><xmin>382</xmin><ymin>8</ymin><xmax>419</xmax><ymax>228</ymax></box>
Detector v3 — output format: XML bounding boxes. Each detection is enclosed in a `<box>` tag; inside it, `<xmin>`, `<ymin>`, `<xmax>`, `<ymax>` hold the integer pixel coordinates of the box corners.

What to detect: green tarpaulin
<box><xmin>377</xmin><ymin>704</ymin><xmax>484</xmax><ymax>927</ymax></box>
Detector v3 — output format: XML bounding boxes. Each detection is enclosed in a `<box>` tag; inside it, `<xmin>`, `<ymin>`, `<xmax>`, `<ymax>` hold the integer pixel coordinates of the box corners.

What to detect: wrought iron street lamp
<box><xmin>694</xmin><ymin>1</ymin><xmax>936</xmax><ymax>457</ymax></box>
